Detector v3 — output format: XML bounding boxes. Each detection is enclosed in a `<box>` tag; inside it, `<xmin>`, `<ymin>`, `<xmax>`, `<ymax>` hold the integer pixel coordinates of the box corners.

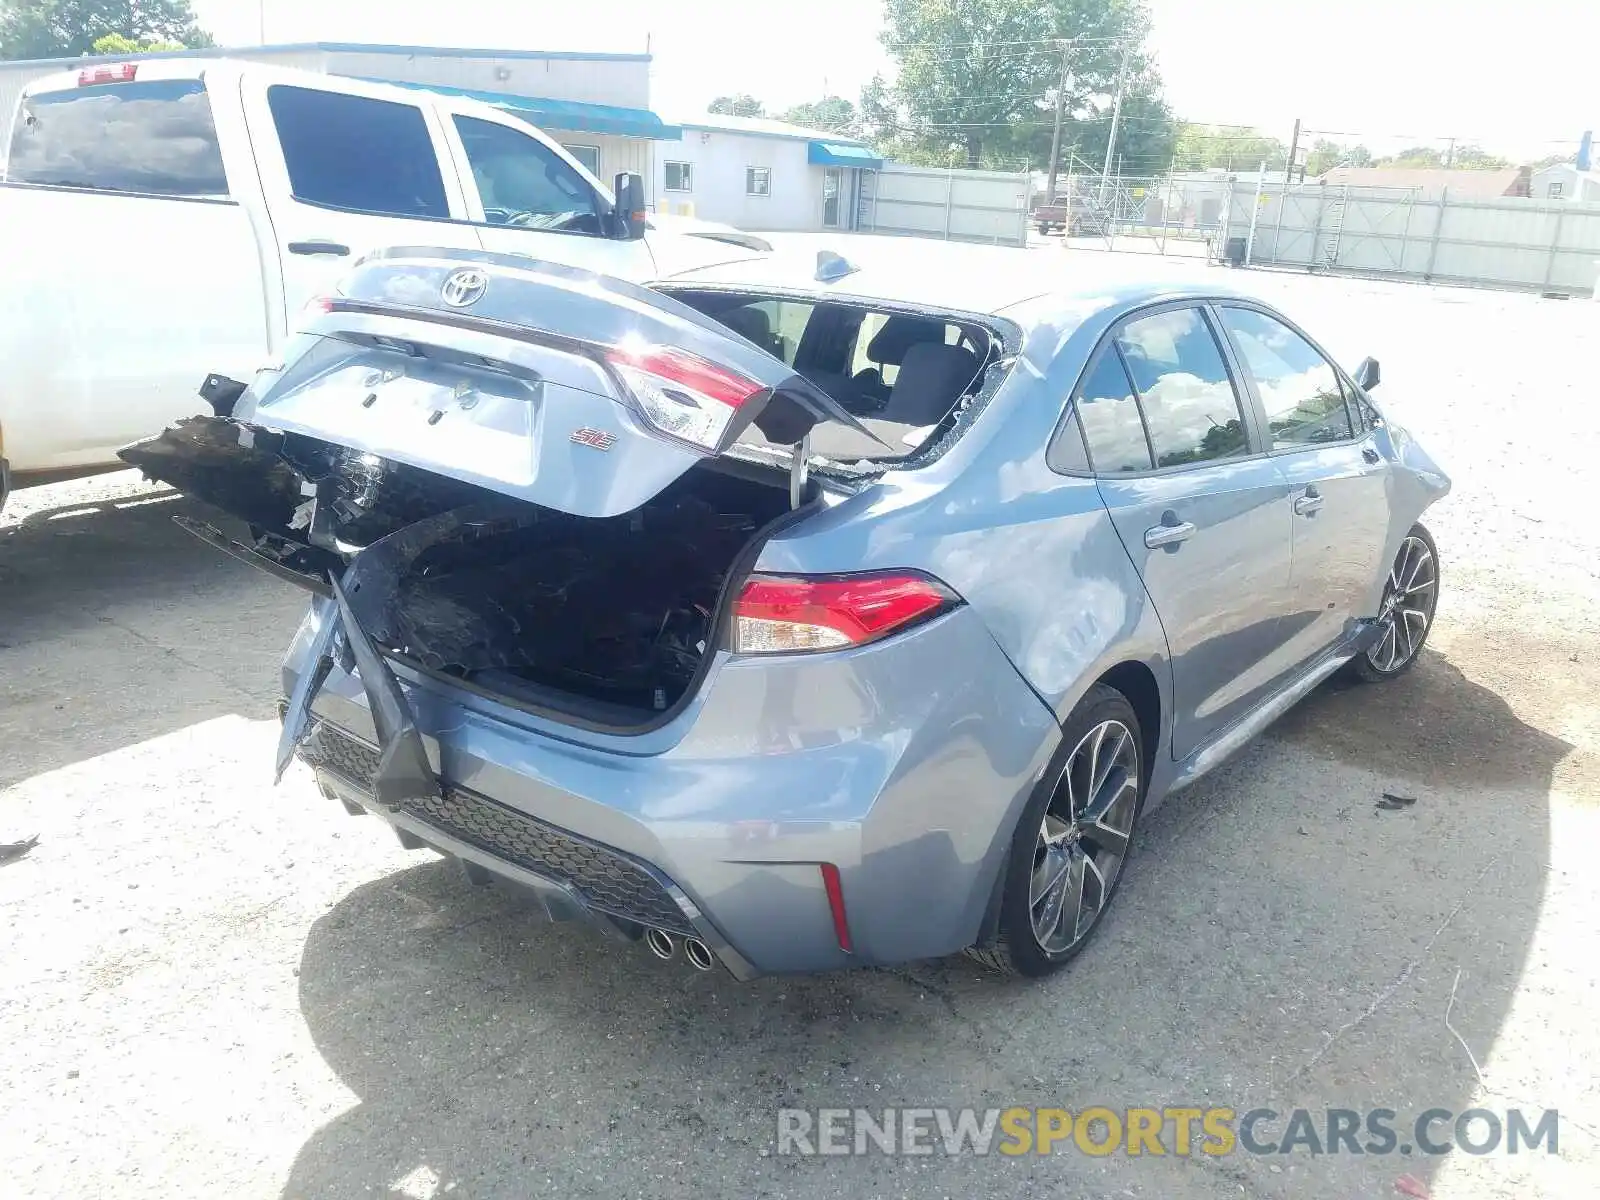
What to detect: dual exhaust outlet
<box><xmin>645</xmin><ymin>927</ymin><xmax>716</xmax><ymax>971</ymax></box>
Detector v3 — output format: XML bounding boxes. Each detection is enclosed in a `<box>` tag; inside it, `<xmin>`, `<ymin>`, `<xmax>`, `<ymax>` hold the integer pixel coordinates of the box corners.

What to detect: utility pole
<box><xmin>1286</xmin><ymin>117</ymin><xmax>1302</xmax><ymax>184</ymax></box>
<box><xmin>1444</xmin><ymin>136</ymin><xmax>1456</xmax><ymax>169</ymax></box>
<box><xmin>1099</xmin><ymin>44</ymin><xmax>1132</xmax><ymax>200</ymax></box>
<box><xmin>1045</xmin><ymin>40</ymin><xmax>1071</xmax><ymax>202</ymax></box>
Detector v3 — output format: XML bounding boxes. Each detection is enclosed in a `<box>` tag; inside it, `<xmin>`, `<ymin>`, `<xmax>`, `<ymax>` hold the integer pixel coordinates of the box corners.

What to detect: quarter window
<box><xmin>269</xmin><ymin>85</ymin><xmax>447</xmax><ymax>218</ymax></box>
<box><xmin>1220</xmin><ymin>307</ymin><xmax>1354</xmax><ymax>447</ymax></box>
<box><xmin>8</xmin><ymin>79</ymin><xmax>228</xmax><ymax>197</ymax></box>
<box><xmin>664</xmin><ymin>161</ymin><xmax>693</xmax><ymax>192</ymax></box>
<box><xmin>1114</xmin><ymin>308</ymin><xmax>1249</xmax><ymax>467</ymax></box>
<box><xmin>746</xmin><ymin>166</ymin><xmax>771</xmax><ymax>196</ymax></box>
<box><xmin>1076</xmin><ymin>350</ymin><xmax>1153</xmax><ymax>473</ymax></box>
<box><xmin>454</xmin><ymin>116</ymin><xmax>601</xmax><ymax>233</ymax></box>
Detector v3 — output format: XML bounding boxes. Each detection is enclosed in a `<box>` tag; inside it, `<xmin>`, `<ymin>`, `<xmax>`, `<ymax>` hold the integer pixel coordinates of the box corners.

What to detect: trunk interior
<box><xmin>363</xmin><ymin>464</ymin><xmax>795</xmax><ymax>724</ymax></box>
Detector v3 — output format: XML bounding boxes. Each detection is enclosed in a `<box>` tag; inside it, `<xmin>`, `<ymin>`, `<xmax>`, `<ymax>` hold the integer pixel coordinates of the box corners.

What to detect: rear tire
<box><xmin>967</xmin><ymin>684</ymin><xmax>1145</xmax><ymax>978</ymax></box>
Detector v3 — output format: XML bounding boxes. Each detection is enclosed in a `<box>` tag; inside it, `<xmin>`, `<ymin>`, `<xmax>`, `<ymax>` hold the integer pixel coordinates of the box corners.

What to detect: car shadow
<box><xmin>281</xmin><ymin>637</ymin><xmax>1567</xmax><ymax>1198</ymax></box>
<box><xmin>0</xmin><ymin>482</ymin><xmax>307</xmax><ymax>788</ymax></box>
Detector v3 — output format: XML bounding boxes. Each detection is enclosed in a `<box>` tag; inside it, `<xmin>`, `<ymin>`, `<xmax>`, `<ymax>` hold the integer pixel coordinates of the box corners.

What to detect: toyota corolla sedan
<box><xmin>124</xmin><ymin>242</ymin><xmax>1449</xmax><ymax>979</ymax></box>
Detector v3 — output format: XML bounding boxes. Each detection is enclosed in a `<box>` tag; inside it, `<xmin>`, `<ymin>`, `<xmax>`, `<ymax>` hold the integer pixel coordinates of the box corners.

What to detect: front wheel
<box><xmin>967</xmin><ymin>684</ymin><xmax>1144</xmax><ymax>977</ymax></box>
<box><xmin>1349</xmin><ymin>523</ymin><xmax>1439</xmax><ymax>682</ymax></box>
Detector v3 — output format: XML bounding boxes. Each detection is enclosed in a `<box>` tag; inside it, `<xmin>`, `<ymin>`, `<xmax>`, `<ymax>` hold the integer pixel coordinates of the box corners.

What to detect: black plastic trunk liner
<box><xmin>299</xmin><ymin>722</ymin><xmax>695</xmax><ymax>936</ymax></box>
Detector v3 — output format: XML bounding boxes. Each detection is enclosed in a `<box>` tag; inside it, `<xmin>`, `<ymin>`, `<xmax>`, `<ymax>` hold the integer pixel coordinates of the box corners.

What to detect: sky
<box><xmin>190</xmin><ymin>0</ymin><xmax>1598</xmax><ymax>161</ymax></box>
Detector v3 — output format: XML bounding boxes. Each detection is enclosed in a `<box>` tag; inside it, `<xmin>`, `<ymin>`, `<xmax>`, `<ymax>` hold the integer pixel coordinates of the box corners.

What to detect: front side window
<box><xmin>268</xmin><ymin>85</ymin><xmax>447</xmax><ymax>218</ymax></box>
<box><xmin>664</xmin><ymin>161</ymin><xmax>693</xmax><ymax>192</ymax></box>
<box><xmin>1076</xmin><ymin>349</ymin><xmax>1153</xmax><ymax>474</ymax></box>
<box><xmin>1220</xmin><ymin>307</ymin><xmax>1353</xmax><ymax>448</ymax></box>
<box><xmin>746</xmin><ymin>166</ymin><xmax>771</xmax><ymax>196</ymax></box>
<box><xmin>1114</xmin><ymin>308</ymin><xmax>1249</xmax><ymax>467</ymax></box>
<box><xmin>453</xmin><ymin>115</ymin><xmax>601</xmax><ymax>233</ymax></box>
<box><xmin>8</xmin><ymin>79</ymin><xmax>227</xmax><ymax>197</ymax></box>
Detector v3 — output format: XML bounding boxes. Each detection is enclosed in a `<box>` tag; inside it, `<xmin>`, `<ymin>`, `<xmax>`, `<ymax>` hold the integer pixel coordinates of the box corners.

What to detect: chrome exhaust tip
<box><xmin>684</xmin><ymin>937</ymin><xmax>716</xmax><ymax>971</ymax></box>
<box><xmin>645</xmin><ymin>928</ymin><xmax>676</xmax><ymax>960</ymax></box>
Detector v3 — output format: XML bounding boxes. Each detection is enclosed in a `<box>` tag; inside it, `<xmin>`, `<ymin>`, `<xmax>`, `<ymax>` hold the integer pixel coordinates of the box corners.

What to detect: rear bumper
<box><xmin>283</xmin><ymin>596</ymin><xmax>1060</xmax><ymax>977</ymax></box>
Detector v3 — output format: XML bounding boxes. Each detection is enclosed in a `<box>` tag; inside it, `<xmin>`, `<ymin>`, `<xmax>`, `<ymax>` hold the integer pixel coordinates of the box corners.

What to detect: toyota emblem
<box><xmin>440</xmin><ymin>268</ymin><xmax>488</xmax><ymax>308</ymax></box>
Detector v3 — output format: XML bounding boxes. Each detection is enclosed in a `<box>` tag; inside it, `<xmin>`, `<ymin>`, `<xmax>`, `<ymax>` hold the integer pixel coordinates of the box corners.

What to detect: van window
<box><xmin>268</xmin><ymin>85</ymin><xmax>448</xmax><ymax>219</ymax></box>
<box><xmin>454</xmin><ymin>116</ymin><xmax>602</xmax><ymax>234</ymax></box>
<box><xmin>7</xmin><ymin>80</ymin><xmax>228</xmax><ymax>197</ymax></box>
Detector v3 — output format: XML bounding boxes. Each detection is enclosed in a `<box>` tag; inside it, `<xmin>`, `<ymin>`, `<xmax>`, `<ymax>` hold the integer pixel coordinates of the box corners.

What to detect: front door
<box><xmin>438</xmin><ymin>110</ymin><xmax>655</xmax><ymax>280</ymax></box>
<box><xmin>823</xmin><ymin>167</ymin><xmax>843</xmax><ymax>227</ymax></box>
<box><xmin>240</xmin><ymin>77</ymin><xmax>482</xmax><ymax>344</ymax></box>
<box><xmin>1078</xmin><ymin>306</ymin><xmax>1296</xmax><ymax>760</ymax></box>
<box><xmin>1214</xmin><ymin>305</ymin><xmax>1392</xmax><ymax>667</ymax></box>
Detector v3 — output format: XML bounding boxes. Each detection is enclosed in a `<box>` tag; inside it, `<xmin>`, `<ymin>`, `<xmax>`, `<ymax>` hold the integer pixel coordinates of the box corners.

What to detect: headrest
<box><xmin>866</xmin><ymin>315</ymin><xmax>948</xmax><ymax>366</ymax></box>
<box><xmin>719</xmin><ymin>306</ymin><xmax>773</xmax><ymax>346</ymax></box>
<box><xmin>883</xmin><ymin>342</ymin><xmax>982</xmax><ymax>427</ymax></box>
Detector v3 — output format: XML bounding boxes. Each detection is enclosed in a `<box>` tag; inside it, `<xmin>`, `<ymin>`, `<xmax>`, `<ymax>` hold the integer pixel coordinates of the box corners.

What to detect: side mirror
<box><xmin>1353</xmin><ymin>356</ymin><xmax>1381</xmax><ymax>391</ymax></box>
<box><xmin>611</xmin><ymin>172</ymin><xmax>647</xmax><ymax>241</ymax></box>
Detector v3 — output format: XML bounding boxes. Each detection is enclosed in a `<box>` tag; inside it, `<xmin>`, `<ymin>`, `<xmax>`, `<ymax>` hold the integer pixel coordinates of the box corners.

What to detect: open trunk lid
<box><xmin>212</xmin><ymin>247</ymin><xmax>868</xmax><ymax>519</ymax></box>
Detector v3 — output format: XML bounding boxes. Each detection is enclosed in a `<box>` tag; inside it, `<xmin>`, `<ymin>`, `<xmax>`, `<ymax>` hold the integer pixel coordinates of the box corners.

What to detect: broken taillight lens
<box><xmin>606</xmin><ymin>344</ymin><xmax>765</xmax><ymax>452</ymax></box>
<box><xmin>732</xmin><ymin>572</ymin><xmax>956</xmax><ymax>655</ymax></box>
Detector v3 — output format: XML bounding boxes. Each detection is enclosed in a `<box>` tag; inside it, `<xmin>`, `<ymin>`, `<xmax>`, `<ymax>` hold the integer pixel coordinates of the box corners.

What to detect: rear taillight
<box><xmin>732</xmin><ymin>572</ymin><xmax>955</xmax><ymax>654</ymax></box>
<box><xmin>606</xmin><ymin>344</ymin><xmax>764</xmax><ymax>452</ymax></box>
<box><xmin>78</xmin><ymin>63</ymin><xmax>138</xmax><ymax>86</ymax></box>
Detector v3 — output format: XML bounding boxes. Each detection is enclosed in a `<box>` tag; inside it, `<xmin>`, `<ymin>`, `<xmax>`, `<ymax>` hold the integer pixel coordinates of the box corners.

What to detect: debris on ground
<box><xmin>1376</xmin><ymin>793</ymin><xmax>1419</xmax><ymax>811</ymax></box>
<box><xmin>0</xmin><ymin>834</ymin><xmax>39</xmax><ymax>865</ymax></box>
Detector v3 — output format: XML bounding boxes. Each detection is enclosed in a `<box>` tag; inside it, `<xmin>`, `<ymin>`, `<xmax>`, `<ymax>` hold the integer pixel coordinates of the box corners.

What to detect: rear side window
<box><xmin>7</xmin><ymin>80</ymin><xmax>227</xmax><ymax>196</ymax></box>
<box><xmin>268</xmin><ymin>85</ymin><xmax>448</xmax><ymax>218</ymax></box>
<box><xmin>1114</xmin><ymin>308</ymin><xmax>1249</xmax><ymax>468</ymax></box>
<box><xmin>1076</xmin><ymin>350</ymin><xmax>1153</xmax><ymax>473</ymax></box>
<box><xmin>1219</xmin><ymin>307</ymin><xmax>1354</xmax><ymax>447</ymax></box>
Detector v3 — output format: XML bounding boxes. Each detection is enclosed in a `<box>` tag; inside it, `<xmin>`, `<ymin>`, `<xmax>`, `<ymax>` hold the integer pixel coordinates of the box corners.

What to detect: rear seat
<box><xmin>810</xmin><ymin>342</ymin><xmax>982</xmax><ymax>459</ymax></box>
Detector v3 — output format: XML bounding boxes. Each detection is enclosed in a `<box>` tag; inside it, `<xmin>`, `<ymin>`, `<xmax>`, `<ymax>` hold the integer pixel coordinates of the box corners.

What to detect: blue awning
<box><xmin>358</xmin><ymin>78</ymin><xmax>682</xmax><ymax>139</ymax></box>
<box><xmin>808</xmin><ymin>140</ymin><xmax>883</xmax><ymax>168</ymax></box>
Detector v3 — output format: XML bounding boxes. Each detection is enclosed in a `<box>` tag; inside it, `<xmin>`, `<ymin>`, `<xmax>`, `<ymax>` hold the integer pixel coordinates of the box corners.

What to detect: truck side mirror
<box><xmin>612</xmin><ymin>172</ymin><xmax>647</xmax><ymax>241</ymax></box>
<box><xmin>1353</xmin><ymin>356</ymin><xmax>1381</xmax><ymax>391</ymax></box>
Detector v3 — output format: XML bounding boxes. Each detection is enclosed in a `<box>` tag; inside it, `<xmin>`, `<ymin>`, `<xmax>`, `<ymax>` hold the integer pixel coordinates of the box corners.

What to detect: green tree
<box><xmin>1171</xmin><ymin>124</ymin><xmax>1286</xmax><ymax>172</ymax></box>
<box><xmin>0</xmin><ymin>0</ymin><xmax>212</xmax><ymax>59</ymax></box>
<box><xmin>864</xmin><ymin>0</ymin><xmax>1170</xmax><ymax>170</ymax></box>
<box><xmin>1304</xmin><ymin>138</ymin><xmax>1373</xmax><ymax>177</ymax></box>
<box><xmin>707</xmin><ymin>93</ymin><xmax>765</xmax><ymax>118</ymax></box>
<box><xmin>90</xmin><ymin>31</ymin><xmax>182</xmax><ymax>54</ymax></box>
<box><xmin>780</xmin><ymin>95</ymin><xmax>856</xmax><ymax>134</ymax></box>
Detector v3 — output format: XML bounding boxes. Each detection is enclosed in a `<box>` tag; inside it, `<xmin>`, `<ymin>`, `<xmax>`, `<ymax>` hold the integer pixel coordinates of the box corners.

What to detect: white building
<box><xmin>0</xmin><ymin>41</ymin><xmax>675</xmax><ymax>198</ymax></box>
<box><xmin>1529</xmin><ymin>162</ymin><xmax>1600</xmax><ymax>201</ymax></box>
<box><xmin>653</xmin><ymin>112</ymin><xmax>882</xmax><ymax>231</ymax></box>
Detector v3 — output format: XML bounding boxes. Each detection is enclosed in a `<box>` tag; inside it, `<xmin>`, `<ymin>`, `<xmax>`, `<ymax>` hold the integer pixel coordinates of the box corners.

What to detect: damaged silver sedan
<box><xmin>124</xmin><ymin>245</ymin><xmax>1449</xmax><ymax>978</ymax></box>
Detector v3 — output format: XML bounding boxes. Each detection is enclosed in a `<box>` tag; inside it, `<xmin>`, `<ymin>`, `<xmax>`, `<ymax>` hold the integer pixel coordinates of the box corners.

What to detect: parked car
<box><xmin>123</xmin><ymin>243</ymin><xmax>1449</xmax><ymax>979</ymax></box>
<box><xmin>0</xmin><ymin>59</ymin><xmax>758</xmax><ymax>511</ymax></box>
<box><xmin>1032</xmin><ymin>194</ymin><xmax>1109</xmax><ymax>236</ymax></box>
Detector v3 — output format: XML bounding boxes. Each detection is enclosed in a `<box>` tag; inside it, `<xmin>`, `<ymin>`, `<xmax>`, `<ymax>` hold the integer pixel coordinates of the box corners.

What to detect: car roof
<box><xmin>660</xmin><ymin>232</ymin><xmax>1269</xmax><ymax>323</ymax></box>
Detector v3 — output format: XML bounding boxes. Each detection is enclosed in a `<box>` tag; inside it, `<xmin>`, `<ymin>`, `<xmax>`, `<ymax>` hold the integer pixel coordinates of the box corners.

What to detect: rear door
<box><xmin>239</xmin><ymin>78</ymin><xmax>482</xmax><ymax>338</ymax></box>
<box><xmin>1082</xmin><ymin>304</ymin><xmax>1296</xmax><ymax>760</ymax></box>
<box><xmin>1214</xmin><ymin>304</ymin><xmax>1391</xmax><ymax>664</ymax></box>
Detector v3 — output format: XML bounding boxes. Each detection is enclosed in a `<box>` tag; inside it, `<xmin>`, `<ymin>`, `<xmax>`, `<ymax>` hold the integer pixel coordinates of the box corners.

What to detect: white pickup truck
<box><xmin>0</xmin><ymin>58</ymin><xmax>758</xmax><ymax>509</ymax></box>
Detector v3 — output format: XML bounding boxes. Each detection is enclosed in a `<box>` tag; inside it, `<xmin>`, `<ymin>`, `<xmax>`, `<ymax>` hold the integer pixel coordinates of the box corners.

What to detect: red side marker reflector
<box><xmin>820</xmin><ymin>862</ymin><xmax>852</xmax><ymax>953</ymax></box>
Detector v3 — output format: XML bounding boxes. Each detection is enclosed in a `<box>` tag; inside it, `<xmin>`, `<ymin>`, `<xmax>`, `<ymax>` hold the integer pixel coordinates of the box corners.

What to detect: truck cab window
<box><xmin>453</xmin><ymin>116</ymin><xmax>602</xmax><ymax>234</ymax></box>
<box><xmin>7</xmin><ymin>80</ymin><xmax>228</xmax><ymax>197</ymax></box>
<box><xmin>267</xmin><ymin>85</ymin><xmax>448</xmax><ymax>219</ymax></box>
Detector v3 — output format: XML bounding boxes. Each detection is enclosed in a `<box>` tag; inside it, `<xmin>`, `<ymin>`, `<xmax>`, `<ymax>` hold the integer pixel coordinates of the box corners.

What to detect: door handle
<box><xmin>1361</xmin><ymin>446</ymin><xmax>1382</xmax><ymax>465</ymax></box>
<box><xmin>287</xmin><ymin>240</ymin><xmax>350</xmax><ymax>256</ymax></box>
<box><xmin>1144</xmin><ymin>519</ymin><xmax>1196</xmax><ymax>549</ymax></box>
<box><xmin>1293</xmin><ymin>487</ymin><xmax>1324</xmax><ymax>516</ymax></box>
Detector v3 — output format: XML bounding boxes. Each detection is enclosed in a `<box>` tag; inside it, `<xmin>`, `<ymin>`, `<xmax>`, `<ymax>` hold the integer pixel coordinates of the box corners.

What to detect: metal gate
<box><xmin>857</xmin><ymin>163</ymin><xmax>1032</xmax><ymax>247</ymax></box>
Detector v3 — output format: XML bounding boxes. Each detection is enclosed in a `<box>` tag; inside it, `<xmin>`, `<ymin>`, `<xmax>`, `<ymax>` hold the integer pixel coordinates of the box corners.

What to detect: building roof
<box><xmin>676</xmin><ymin>111</ymin><xmax>866</xmax><ymax>145</ymax></box>
<box><xmin>1315</xmin><ymin>166</ymin><xmax>1530</xmax><ymax>197</ymax></box>
<box><xmin>0</xmin><ymin>40</ymin><xmax>650</xmax><ymax>71</ymax></box>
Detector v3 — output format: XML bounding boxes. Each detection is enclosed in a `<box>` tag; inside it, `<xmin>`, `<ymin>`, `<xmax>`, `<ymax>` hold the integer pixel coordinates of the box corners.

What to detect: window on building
<box><xmin>1114</xmin><ymin>307</ymin><xmax>1249</xmax><ymax>468</ymax></box>
<box><xmin>664</xmin><ymin>161</ymin><xmax>693</xmax><ymax>192</ymax></box>
<box><xmin>1220</xmin><ymin>307</ymin><xmax>1353</xmax><ymax>448</ymax></box>
<box><xmin>453</xmin><ymin>115</ymin><xmax>601</xmax><ymax>233</ymax></box>
<box><xmin>9</xmin><ymin>79</ymin><xmax>228</xmax><ymax>197</ymax></box>
<box><xmin>561</xmin><ymin>144</ymin><xmax>601</xmax><ymax>176</ymax></box>
<box><xmin>1548</xmin><ymin>181</ymin><xmax>1565</xmax><ymax>198</ymax></box>
<box><xmin>269</xmin><ymin>85</ymin><xmax>447</xmax><ymax>218</ymax></box>
<box><xmin>746</xmin><ymin>166</ymin><xmax>771</xmax><ymax>196</ymax></box>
